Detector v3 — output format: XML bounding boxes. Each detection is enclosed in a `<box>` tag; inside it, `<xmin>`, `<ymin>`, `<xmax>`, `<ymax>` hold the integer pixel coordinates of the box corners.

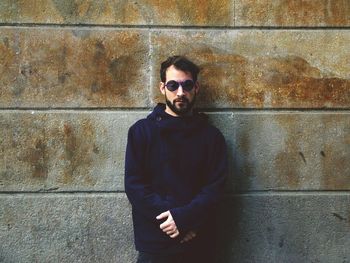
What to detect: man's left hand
<box><xmin>180</xmin><ymin>230</ymin><xmax>196</xmax><ymax>243</ymax></box>
<box><xmin>156</xmin><ymin>211</ymin><xmax>179</xmax><ymax>238</ymax></box>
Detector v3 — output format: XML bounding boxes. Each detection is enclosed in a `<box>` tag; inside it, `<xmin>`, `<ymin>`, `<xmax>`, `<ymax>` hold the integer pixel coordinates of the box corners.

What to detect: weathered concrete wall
<box><xmin>0</xmin><ymin>1</ymin><xmax>349</xmax><ymax>262</ymax></box>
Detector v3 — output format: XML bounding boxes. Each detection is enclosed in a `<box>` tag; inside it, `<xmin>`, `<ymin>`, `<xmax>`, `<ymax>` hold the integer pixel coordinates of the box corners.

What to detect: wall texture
<box><xmin>0</xmin><ymin>1</ymin><xmax>349</xmax><ymax>262</ymax></box>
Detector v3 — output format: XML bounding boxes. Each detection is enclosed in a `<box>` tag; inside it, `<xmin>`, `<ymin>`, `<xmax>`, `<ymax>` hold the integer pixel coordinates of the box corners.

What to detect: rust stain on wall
<box><xmin>0</xmin><ymin>114</ymin><xmax>108</xmax><ymax>189</ymax></box>
<box><xmin>245</xmin><ymin>56</ymin><xmax>350</xmax><ymax>107</ymax></box>
<box><xmin>274</xmin><ymin>145</ymin><xmax>301</xmax><ymax>189</ymax></box>
<box><xmin>22</xmin><ymin>138</ymin><xmax>49</xmax><ymax>179</ymax></box>
<box><xmin>84</xmin><ymin>38</ymin><xmax>139</xmax><ymax>102</ymax></box>
<box><xmin>275</xmin><ymin>0</ymin><xmax>350</xmax><ymax>26</ymax></box>
<box><xmin>319</xmin><ymin>115</ymin><xmax>350</xmax><ymax>189</ymax></box>
<box><xmin>1</xmin><ymin>0</ymin><xmax>232</xmax><ymax>26</ymax></box>
<box><xmin>51</xmin><ymin>0</ymin><xmax>105</xmax><ymax>23</ymax></box>
<box><xmin>0</xmin><ymin>34</ymin><xmax>20</xmax><ymax>100</ymax></box>
<box><xmin>60</xmin><ymin>119</ymin><xmax>98</xmax><ymax>186</ymax></box>
<box><xmin>322</xmin><ymin>144</ymin><xmax>349</xmax><ymax>189</ymax></box>
<box><xmin>154</xmin><ymin>43</ymin><xmax>350</xmax><ymax>108</ymax></box>
<box><xmin>273</xmin><ymin>115</ymin><xmax>315</xmax><ymax>189</ymax></box>
<box><xmin>237</xmin><ymin>131</ymin><xmax>253</xmax><ymax>179</ymax></box>
<box><xmin>0</xmin><ymin>29</ymin><xmax>148</xmax><ymax>107</ymax></box>
<box><xmin>145</xmin><ymin>0</ymin><xmax>231</xmax><ymax>25</ymax></box>
<box><xmin>236</xmin><ymin>0</ymin><xmax>350</xmax><ymax>26</ymax></box>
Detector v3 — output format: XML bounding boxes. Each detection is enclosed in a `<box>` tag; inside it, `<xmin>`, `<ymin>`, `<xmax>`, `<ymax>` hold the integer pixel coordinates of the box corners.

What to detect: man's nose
<box><xmin>176</xmin><ymin>86</ymin><xmax>184</xmax><ymax>96</ymax></box>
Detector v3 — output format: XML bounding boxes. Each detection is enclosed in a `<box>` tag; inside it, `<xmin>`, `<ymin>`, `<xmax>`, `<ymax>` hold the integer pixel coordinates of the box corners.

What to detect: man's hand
<box><xmin>156</xmin><ymin>211</ymin><xmax>179</xmax><ymax>238</ymax></box>
<box><xmin>180</xmin><ymin>230</ymin><xmax>196</xmax><ymax>243</ymax></box>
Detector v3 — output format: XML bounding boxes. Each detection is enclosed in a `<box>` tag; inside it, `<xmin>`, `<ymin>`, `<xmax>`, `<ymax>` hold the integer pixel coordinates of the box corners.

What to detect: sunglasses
<box><xmin>164</xmin><ymin>79</ymin><xmax>195</xmax><ymax>92</ymax></box>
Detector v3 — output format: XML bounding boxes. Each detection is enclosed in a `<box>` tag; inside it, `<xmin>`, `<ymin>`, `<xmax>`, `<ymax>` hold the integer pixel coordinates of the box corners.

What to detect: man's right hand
<box><xmin>180</xmin><ymin>230</ymin><xmax>196</xmax><ymax>243</ymax></box>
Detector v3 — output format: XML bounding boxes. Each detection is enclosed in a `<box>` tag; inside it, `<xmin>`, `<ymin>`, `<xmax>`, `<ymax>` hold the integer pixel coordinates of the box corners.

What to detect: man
<box><xmin>125</xmin><ymin>56</ymin><xmax>227</xmax><ymax>263</ymax></box>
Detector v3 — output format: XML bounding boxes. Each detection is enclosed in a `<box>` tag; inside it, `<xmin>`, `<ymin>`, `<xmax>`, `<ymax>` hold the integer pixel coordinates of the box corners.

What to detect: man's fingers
<box><xmin>162</xmin><ymin>225</ymin><xmax>175</xmax><ymax>232</ymax></box>
<box><xmin>156</xmin><ymin>211</ymin><xmax>169</xmax><ymax>220</ymax></box>
<box><xmin>159</xmin><ymin>220</ymin><xmax>173</xmax><ymax>229</ymax></box>
<box><xmin>170</xmin><ymin>230</ymin><xmax>179</xmax><ymax>238</ymax></box>
<box><xmin>166</xmin><ymin>229</ymin><xmax>177</xmax><ymax>235</ymax></box>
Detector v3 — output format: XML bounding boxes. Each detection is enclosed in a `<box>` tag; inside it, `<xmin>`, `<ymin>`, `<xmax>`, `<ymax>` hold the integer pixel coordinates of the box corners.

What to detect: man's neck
<box><xmin>165</xmin><ymin>106</ymin><xmax>193</xmax><ymax>117</ymax></box>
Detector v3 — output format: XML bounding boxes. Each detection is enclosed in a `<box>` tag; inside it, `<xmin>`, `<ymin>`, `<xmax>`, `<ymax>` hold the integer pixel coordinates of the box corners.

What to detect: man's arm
<box><xmin>156</xmin><ymin>211</ymin><xmax>196</xmax><ymax>243</ymax></box>
<box><xmin>168</xmin><ymin>131</ymin><xmax>228</xmax><ymax>233</ymax></box>
<box><xmin>124</xmin><ymin>124</ymin><xmax>171</xmax><ymax>221</ymax></box>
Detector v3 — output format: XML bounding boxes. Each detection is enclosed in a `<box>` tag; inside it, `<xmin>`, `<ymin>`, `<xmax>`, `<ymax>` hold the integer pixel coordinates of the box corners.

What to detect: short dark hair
<box><xmin>160</xmin><ymin>56</ymin><xmax>200</xmax><ymax>83</ymax></box>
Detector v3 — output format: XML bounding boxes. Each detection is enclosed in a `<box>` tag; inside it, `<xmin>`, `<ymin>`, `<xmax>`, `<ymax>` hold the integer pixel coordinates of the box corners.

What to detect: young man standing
<box><xmin>125</xmin><ymin>56</ymin><xmax>227</xmax><ymax>263</ymax></box>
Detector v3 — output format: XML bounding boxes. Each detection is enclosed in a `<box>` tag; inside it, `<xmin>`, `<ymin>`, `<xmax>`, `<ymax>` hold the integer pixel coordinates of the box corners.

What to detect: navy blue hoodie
<box><xmin>125</xmin><ymin>103</ymin><xmax>227</xmax><ymax>254</ymax></box>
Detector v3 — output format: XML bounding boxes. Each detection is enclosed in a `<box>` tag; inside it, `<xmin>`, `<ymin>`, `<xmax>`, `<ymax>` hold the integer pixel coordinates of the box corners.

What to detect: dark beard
<box><xmin>165</xmin><ymin>93</ymin><xmax>196</xmax><ymax>116</ymax></box>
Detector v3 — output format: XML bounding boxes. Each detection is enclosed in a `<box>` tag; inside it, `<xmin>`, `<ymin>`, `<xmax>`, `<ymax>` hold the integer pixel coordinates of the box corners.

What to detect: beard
<box><xmin>165</xmin><ymin>92</ymin><xmax>196</xmax><ymax>116</ymax></box>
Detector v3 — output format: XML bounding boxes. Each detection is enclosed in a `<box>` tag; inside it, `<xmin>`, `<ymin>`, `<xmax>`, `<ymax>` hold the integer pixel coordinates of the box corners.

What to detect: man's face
<box><xmin>160</xmin><ymin>65</ymin><xmax>199</xmax><ymax>117</ymax></box>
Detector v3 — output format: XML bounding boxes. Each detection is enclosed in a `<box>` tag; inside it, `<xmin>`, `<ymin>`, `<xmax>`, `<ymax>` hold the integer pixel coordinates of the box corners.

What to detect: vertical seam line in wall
<box><xmin>233</xmin><ymin>0</ymin><xmax>236</xmax><ymax>27</ymax></box>
<box><xmin>148</xmin><ymin>28</ymin><xmax>153</xmax><ymax>107</ymax></box>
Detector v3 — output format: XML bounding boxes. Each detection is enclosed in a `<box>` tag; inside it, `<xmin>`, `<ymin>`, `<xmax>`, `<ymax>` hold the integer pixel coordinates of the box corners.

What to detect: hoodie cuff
<box><xmin>170</xmin><ymin>207</ymin><xmax>192</xmax><ymax>234</ymax></box>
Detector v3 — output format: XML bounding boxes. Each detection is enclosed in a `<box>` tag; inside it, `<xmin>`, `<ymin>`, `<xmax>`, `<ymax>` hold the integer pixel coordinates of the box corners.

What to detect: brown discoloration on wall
<box><xmin>319</xmin><ymin>115</ymin><xmax>350</xmax><ymax>190</ymax></box>
<box><xmin>28</xmin><ymin>139</ymin><xmax>48</xmax><ymax>179</ymax></box>
<box><xmin>231</xmin><ymin>114</ymin><xmax>350</xmax><ymax>191</ymax></box>
<box><xmin>322</xmin><ymin>144</ymin><xmax>348</xmax><ymax>189</ymax></box>
<box><xmin>144</xmin><ymin>0</ymin><xmax>232</xmax><ymax>26</ymax></box>
<box><xmin>274</xmin><ymin>141</ymin><xmax>301</xmax><ymax>189</ymax></box>
<box><xmin>236</xmin><ymin>0</ymin><xmax>350</xmax><ymax>26</ymax></box>
<box><xmin>60</xmin><ymin>120</ymin><xmax>98</xmax><ymax>186</ymax></box>
<box><xmin>0</xmin><ymin>0</ymin><xmax>232</xmax><ymax>26</ymax></box>
<box><xmin>243</xmin><ymin>56</ymin><xmax>350</xmax><ymax>108</ymax></box>
<box><xmin>152</xmin><ymin>31</ymin><xmax>350</xmax><ymax>108</ymax></box>
<box><xmin>236</xmin><ymin>131</ymin><xmax>253</xmax><ymax>180</ymax></box>
<box><xmin>0</xmin><ymin>28</ymin><xmax>149</xmax><ymax>107</ymax></box>
<box><xmin>0</xmin><ymin>113</ymin><xmax>108</xmax><ymax>190</ymax></box>
<box><xmin>274</xmin><ymin>114</ymin><xmax>350</xmax><ymax>190</ymax></box>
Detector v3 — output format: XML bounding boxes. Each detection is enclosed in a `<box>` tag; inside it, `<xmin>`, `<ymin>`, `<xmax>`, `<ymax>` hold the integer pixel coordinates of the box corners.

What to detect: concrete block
<box><xmin>151</xmin><ymin>30</ymin><xmax>350</xmax><ymax>108</ymax></box>
<box><xmin>235</xmin><ymin>0</ymin><xmax>350</xmax><ymax>27</ymax></box>
<box><xmin>0</xmin><ymin>193</ymin><xmax>136</xmax><ymax>263</ymax></box>
<box><xmin>227</xmin><ymin>112</ymin><xmax>350</xmax><ymax>191</ymax></box>
<box><xmin>0</xmin><ymin>111</ymin><xmax>146</xmax><ymax>192</ymax></box>
<box><xmin>1</xmin><ymin>193</ymin><xmax>349</xmax><ymax>262</ymax></box>
<box><xmin>0</xmin><ymin>28</ymin><xmax>149</xmax><ymax>108</ymax></box>
<box><xmin>1</xmin><ymin>111</ymin><xmax>349</xmax><ymax>192</ymax></box>
<box><xmin>216</xmin><ymin>194</ymin><xmax>350</xmax><ymax>263</ymax></box>
<box><xmin>0</xmin><ymin>0</ymin><xmax>233</xmax><ymax>26</ymax></box>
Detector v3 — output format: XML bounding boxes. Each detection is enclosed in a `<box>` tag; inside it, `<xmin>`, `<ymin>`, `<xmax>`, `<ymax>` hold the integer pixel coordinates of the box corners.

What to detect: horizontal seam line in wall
<box><xmin>1</xmin><ymin>190</ymin><xmax>350</xmax><ymax>196</ymax></box>
<box><xmin>0</xmin><ymin>107</ymin><xmax>349</xmax><ymax>113</ymax></box>
<box><xmin>0</xmin><ymin>23</ymin><xmax>350</xmax><ymax>30</ymax></box>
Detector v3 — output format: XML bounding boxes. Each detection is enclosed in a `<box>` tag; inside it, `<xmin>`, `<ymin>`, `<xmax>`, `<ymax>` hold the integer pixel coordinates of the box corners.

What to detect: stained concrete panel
<box><xmin>1</xmin><ymin>111</ymin><xmax>349</xmax><ymax>192</ymax></box>
<box><xmin>151</xmin><ymin>30</ymin><xmax>350</xmax><ymax>108</ymax></box>
<box><xmin>0</xmin><ymin>28</ymin><xmax>149</xmax><ymax>108</ymax></box>
<box><xmin>229</xmin><ymin>112</ymin><xmax>350</xmax><ymax>192</ymax></box>
<box><xmin>0</xmin><ymin>193</ymin><xmax>349</xmax><ymax>262</ymax></box>
<box><xmin>235</xmin><ymin>0</ymin><xmax>350</xmax><ymax>27</ymax></box>
<box><xmin>0</xmin><ymin>0</ymin><xmax>233</xmax><ymax>26</ymax></box>
<box><xmin>0</xmin><ymin>193</ymin><xmax>136</xmax><ymax>263</ymax></box>
<box><xmin>0</xmin><ymin>111</ymin><xmax>146</xmax><ymax>192</ymax></box>
<box><xmin>216</xmin><ymin>194</ymin><xmax>350</xmax><ymax>263</ymax></box>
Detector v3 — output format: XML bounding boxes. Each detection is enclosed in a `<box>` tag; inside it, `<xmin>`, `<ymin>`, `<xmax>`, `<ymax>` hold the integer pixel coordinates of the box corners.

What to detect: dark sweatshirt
<box><xmin>124</xmin><ymin>103</ymin><xmax>227</xmax><ymax>254</ymax></box>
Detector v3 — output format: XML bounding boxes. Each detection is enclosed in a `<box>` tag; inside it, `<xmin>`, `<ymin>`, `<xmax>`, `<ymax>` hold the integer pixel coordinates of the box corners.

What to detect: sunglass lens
<box><xmin>182</xmin><ymin>80</ymin><xmax>194</xmax><ymax>91</ymax></box>
<box><xmin>165</xmin><ymin>81</ymin><xmax>179</xmax><ymax>91</ymax></box>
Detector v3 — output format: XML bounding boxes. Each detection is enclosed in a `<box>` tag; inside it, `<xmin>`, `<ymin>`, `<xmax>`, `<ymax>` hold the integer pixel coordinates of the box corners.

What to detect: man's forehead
<box><xmin>165</xmin><ymin>65</ymin><xmax>193</xmax><ymax>79</ymax></box>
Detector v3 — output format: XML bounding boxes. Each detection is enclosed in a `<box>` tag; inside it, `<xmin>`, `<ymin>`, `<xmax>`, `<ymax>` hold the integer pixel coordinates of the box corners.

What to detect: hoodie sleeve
<box><xmin>124</xmin><ymin>123</ymin><xmax>171</xmax><ymax>221</ymax></box>
<box><xmin>169</xmin><ymin>130</ymin><xmax>228</xmax><ymax>233</ymax></box>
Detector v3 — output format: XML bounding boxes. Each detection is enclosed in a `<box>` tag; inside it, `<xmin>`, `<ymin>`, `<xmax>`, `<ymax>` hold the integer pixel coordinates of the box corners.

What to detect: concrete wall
<box><xmin>0</xmin><ymin>1</ymin><xmax>349</xmax><ymax>262</ymax></box>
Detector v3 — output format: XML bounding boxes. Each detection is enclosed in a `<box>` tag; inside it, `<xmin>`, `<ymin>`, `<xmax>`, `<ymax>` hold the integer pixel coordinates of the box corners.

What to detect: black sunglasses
<box><xmin>164</xmin><ymin>80</ymin><xmax>195</xmax><ymax>92</ymax></box>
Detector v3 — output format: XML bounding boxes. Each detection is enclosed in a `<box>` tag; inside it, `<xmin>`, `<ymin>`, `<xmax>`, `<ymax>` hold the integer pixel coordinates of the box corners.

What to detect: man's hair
<box><xmin>160</xmin><ymin>56</ymin><xmax>200</xmax><ymax>83</ymax></box>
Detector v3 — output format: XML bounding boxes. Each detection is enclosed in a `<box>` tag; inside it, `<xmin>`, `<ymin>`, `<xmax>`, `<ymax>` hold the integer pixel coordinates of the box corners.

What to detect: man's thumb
<box><xmin>156</xmin><ymin>211</ymin><xmax>168</xmax><ymax>220</ymax></box>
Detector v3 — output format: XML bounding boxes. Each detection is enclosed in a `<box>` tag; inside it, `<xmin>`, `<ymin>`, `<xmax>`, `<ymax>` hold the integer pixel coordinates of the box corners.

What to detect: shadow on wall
<box><xmin>213</xmin><ymin>196</ymin><xmax>243</xmax><ymax>263</ymax></box>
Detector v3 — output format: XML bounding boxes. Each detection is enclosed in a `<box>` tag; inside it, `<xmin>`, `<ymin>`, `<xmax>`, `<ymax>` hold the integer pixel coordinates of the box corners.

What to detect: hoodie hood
<box><xmin>147</xmin><ymin>103</ymin><xmax>208</xmax><ymax>135</ymax></box>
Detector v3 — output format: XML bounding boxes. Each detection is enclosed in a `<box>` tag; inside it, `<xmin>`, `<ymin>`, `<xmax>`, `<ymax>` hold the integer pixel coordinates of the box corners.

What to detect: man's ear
<box><xmin>194</xmin><ymin>81</ymin><xmax>200</xmax><ymax>94</ymax></box>
<box><xmin>160</xmin><ymin>82</ymin><xmax>166</xmax><ymax>95</ymax></box>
